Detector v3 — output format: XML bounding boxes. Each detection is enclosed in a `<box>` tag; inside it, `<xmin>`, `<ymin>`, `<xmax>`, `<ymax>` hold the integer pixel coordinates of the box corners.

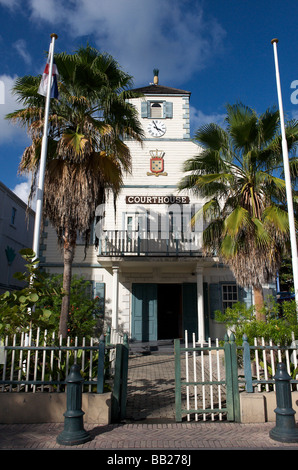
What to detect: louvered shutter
<box><xmin>141</xmin><ymin>101</ymin><xmax>148</xmax><ymax>117</ymax></box>
<box><xmin>164</xmin><ymin>101</ymin><xmax>173</xmax><ymax>118</ymax></box>
<box><xmin>209</xmin><ymin>283</ymin><xmax>222</xmax><ymax>318</ymax></box>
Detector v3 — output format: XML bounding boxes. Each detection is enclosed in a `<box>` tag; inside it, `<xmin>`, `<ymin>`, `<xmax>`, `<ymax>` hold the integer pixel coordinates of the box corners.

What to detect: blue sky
<box><xmin>1</xmin><ymin>0</ymin><xmax>298</xmax><ymax>203</ymax></box>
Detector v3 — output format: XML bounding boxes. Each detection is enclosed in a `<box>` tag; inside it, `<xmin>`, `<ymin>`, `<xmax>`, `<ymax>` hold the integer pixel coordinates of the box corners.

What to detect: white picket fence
<box><xmin>0</xmin><ymin>327</ymin><xmax>124</xmax><ymax>393</ymax></box>
<box><xmin>182</xmin><ymin>331</ymin><xmax>225</xmax><ymax>422</ymax></box>
<box><xmin>252</xmin><ymin>334</ymin><xmax>298</xmax><ymax>392</ymax></box>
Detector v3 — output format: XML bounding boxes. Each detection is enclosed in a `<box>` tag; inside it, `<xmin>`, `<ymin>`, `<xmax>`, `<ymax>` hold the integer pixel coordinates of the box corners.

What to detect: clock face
<box><xmin>147</xmin><ymin>120</ymin><xmax>166</xmax><ymax>137</ymax></box>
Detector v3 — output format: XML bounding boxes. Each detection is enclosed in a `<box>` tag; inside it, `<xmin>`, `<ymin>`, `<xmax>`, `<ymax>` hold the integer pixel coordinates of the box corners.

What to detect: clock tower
<box><xmin>129</xmin><ymin>70</ymin><xmax>191</xmax><ymax>141</ymax></box>
<box><xmin>120</xmin><ymin>71</ymin><xmax>193</xmax><ymax>189</ymax></box>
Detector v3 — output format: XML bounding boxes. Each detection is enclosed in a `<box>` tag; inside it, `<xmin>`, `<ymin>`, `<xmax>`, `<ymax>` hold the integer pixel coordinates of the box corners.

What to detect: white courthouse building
<box><xmin>41</xmin><ymin>78</ymin><xmax>257</xmax><ymax>342</ymax></box>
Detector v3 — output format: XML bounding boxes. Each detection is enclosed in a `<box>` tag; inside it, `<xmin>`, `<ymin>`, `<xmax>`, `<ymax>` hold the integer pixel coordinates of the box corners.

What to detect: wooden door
<box><xmin>132</xmin><ymin>283</ymin><xmax>158</xmax><ymax>341</ymax></box>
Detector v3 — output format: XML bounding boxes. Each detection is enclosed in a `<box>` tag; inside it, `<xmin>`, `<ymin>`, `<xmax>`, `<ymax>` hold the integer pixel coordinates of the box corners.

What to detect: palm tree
<box><xmin>6</xmin><ymin>45</ymin><xmax>143</xmax><ymax>337</ymax></box>
<box><xmin>179</xmin><ymin>103</ymin><xmax>298</xmax><ymax>321</ymax></box>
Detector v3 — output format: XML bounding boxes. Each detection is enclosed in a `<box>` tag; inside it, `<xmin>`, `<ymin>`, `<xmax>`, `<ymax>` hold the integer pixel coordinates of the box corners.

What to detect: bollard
<box><xmin>56</xmin><ymin>364</ymin><xmax>92</xmax><ymax>446</ymax></box>
<box><xmin>269</xmin><ymin>362</ymin><xmax>298</xmax><ymax>443</ymax></box>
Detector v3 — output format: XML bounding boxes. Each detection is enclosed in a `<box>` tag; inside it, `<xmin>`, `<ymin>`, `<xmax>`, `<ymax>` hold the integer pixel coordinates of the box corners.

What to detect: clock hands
<box><xmin>147</xmin><ymin>120</ymin><xmax>166</xmax><ymax>136</ymax></box>
<box><xmin>152</xmin><ymin>121</ymin><xmax>163</xmax><ymax>132</ymax></box>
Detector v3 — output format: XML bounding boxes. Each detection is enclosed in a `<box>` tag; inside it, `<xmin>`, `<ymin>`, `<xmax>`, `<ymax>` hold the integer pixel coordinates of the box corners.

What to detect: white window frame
<box><xmin>222</xmin><ymin>284</ymin><xmax>238</xmax><ymax>311</ymax></box>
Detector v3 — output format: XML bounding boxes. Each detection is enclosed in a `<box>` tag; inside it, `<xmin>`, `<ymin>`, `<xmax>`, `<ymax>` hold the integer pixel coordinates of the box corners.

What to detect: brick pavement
<box><xmin>125</xmin><ymin>351</ymin><xmax>177</xmax><ymax>422</ymax></box>
<box><xmin>1</xmin><ymin>346</ymin><xmax>298</xmax><ymax>451</ymax></box>
<box><xmin>0</xmin><ymin>421</ymin><xmax>298</xmax><ymax>450</ymax></box>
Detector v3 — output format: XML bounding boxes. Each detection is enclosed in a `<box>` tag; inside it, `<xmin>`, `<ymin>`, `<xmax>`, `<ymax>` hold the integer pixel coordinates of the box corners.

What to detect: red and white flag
<box><xmin>38</xmin><ymin>52</ymin><xmax>59</xmax><ymax>99</ymax></box>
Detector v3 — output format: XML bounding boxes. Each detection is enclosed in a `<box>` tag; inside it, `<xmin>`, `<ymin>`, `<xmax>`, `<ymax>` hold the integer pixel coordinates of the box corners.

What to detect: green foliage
<box><xmin>0</xmin><ymin>249</ymin><xmax>58</xmax><ymax>337</ymax></box>
<box><xmin>215</xmin><ymin>297</ymin><xmax>298</xmax><ymax>346</ymax></box>
<box><xmin>38</xmin><ymin>273</ymin><xmax>103</xmax><ymax>340</ymax></box>
<box><xmin>0</xmin><ymin>249</ymin><xmax>103</xmax><ymax>339</ymax></box>
<box><xmin>279</xmin><ymin>257</ymin><xmax>294</xmax><ymax>292</ymax></box>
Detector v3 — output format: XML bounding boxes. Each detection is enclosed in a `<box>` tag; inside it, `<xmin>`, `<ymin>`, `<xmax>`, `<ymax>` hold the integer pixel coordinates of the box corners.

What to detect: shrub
<box><xmin>215</xmin><ymin>297</ymin><xmax>298</xmax><ymax>346</ymax></box>
<box><xmin>0</xmin><ymin>249</ymin><xmax>103</xmax><ymax>340</ymax></box>
<box><xmin>38</xmin><ymin>273</ymin><xmax>103</xmax><ymax>340</ymax></box>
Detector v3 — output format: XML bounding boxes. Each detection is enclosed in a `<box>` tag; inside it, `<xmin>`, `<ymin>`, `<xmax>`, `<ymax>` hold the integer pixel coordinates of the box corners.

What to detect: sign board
<box><xmin>126</xmin><ymin>196</ymin><xmax>190</xmax><ymax>204</ymax></box>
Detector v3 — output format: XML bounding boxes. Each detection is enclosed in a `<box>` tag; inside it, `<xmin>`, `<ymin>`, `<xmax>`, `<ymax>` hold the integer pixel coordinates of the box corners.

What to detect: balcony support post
<box><xmin>196</xmin><ymin>265</ymin><xmax>205</xmax><ymax>344</ymax></box>
<box><xmin>112</xmin><ymin>264</ymin><xmax>120</xmax><ymax>331</ymax></box>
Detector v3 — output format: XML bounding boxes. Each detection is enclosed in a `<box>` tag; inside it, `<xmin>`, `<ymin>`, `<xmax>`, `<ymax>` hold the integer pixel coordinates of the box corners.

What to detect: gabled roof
<box><xmin>130</xmin><ymin>84</ymin><xmax>191</xmax><ymax>96</ymax></box>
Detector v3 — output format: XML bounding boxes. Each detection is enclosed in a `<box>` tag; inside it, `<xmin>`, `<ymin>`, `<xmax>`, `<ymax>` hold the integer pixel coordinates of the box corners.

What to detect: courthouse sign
<box><xmin>126</xmin><ymin>195</ymin><xmax>190</xmax><ymax>204</ymax></box>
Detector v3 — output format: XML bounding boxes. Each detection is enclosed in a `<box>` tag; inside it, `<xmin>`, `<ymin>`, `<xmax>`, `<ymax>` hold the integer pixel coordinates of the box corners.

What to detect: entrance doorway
<box><xmin>132</xmin><ymin>283</ymin><xmax>199</xmax><ymax>342</ymax></box>
<box><xmin>157</xmin><ymin>284</ymin><xmax>182</xmax><ymax>339</ymax></box>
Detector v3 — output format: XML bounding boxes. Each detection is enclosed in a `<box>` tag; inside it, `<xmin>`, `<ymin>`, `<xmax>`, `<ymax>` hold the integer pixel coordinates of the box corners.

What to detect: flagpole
<box><xmin>271</xmin><ymin>38</ymin><xmax>298</xmax><ymax>307</ymax></box>
<box><xmin>32</xmin><ymin>33</ymin><xmax>58</xmax><ymax>259</ymax></box>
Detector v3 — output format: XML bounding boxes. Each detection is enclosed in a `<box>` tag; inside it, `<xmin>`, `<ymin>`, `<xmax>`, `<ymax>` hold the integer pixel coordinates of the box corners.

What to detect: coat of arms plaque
<box><xmin>147</xmin><ymin>150</ymin><xmax>168</xmax><ymax>176</ymax></box>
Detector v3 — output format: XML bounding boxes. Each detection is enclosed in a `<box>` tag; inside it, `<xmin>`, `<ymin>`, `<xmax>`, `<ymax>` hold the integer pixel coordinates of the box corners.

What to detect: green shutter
<box><xmin>141</xmin><ymin>101</ymin><xmax>148</xmax><ymax>117</ymax></box>
<box><xmin>164</xmin><ymin>101</ymin><xmax>173</xmax><ymax>118</ymax></box>
<box><xmin>182</xmin><ymin>283</ymin><xmax>198</xmax><ymax>342</ymax></box>
<box><xmin>209</xmin><ymin>283</ymin><xmax>222</xmax><ymax>319</ymax></box>
<box><xmin>132</xmin><ymin>284</ymin><xmax>157</xmax><ymax>341</ymax></box>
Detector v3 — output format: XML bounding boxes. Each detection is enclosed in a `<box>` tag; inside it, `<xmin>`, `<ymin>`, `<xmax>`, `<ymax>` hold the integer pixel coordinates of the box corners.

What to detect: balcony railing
<box><xmin>97</xmin><ymin>230</ymin><xmax>203</xmax><ymax>257</ymax></box>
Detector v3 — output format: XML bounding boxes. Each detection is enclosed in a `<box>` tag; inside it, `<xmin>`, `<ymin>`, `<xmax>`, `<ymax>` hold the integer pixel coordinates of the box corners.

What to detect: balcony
<box><xmin>97</xmin><ymin>230</ymin><xmax>203</xmax><ymax>257</ymax></box>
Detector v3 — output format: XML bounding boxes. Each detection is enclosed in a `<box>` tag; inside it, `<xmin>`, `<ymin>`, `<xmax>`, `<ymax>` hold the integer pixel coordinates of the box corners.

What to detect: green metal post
<box><xmin>120</xmin><ymin>335</ymin><xmax>129</xmax><ymax>420</ymax></box>
<box><xmin>224</xmin><ymin>333</ymin><xmax>241</xmax><ymax>422</ymax></box>
<box><xmin>269</xmin><ymin>362</ymin><xmax>298</xmax><ymax>443</ymax></box>
<box><xmin>224</xmin><ymin>333</ymin><xmax>234</xmax><ymax>421</ymax></box>
<box><xmin>111</xmin><ymin>344</ymin><xmax>123</xmax><ymax>422</ymax></box>
<box><xmin>56</xmin><ymin>364</ymin><xmax>91</xmax><ymax>446</ymax></box>
<box><xmin>229</xmin><ymin>333</ymin><xmax>240</xmax><ymax>422</ymax></box>
<box><xmin>243</xmin><ymin>334</ymin><xmax>253</xmax><ymax>392</ymax></box>
<box><xmin>174</xmin><ymin>339</ymin><xmax>182</xmax><ymax>422</ymax></box>
<box><xmin>97</xmin><ymin>336</ymin><xmax>105</xmax><ymax>394</ymax></box>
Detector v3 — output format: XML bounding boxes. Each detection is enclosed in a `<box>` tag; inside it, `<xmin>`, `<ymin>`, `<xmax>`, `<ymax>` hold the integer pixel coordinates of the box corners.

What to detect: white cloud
<box><xmin>0</xmin><ymin>0</ymin><xmax>19</xmax><ymax>8</ymax></box>
<box><xmin>27</xmin><ymin>0</ymin><xmax>226</xmax><ymax>85</ymax></box>
<box><xmin>0</xmin><ymin>74</ymin><xmax>30</xmax><ymax>145</ymax></box>
<box><xmin>28</xmin><ymin>0</ymin><xmax>62</xmax><ymax>24</ymax></box>
<box><xmin>13</xmin><ymin>177</ymin><xmax>31</xmax><ymax>203</ymax></box>
<box><xmin>12</xmin><ymin>174</ymin><xmax>36</xmax><ymax>210</ymax></box>
<box><xmin>190</xmin><ymin>106</ymin><xmax>225</xmax><ymax>135</ymax></box>
<box><xmin>13</xmin><ymin>39</ymin><xmax>32</xmax><ymax>66</ymax></box>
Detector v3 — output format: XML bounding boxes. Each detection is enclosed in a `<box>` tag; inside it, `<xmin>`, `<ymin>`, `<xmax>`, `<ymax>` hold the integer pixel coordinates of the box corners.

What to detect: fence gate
<box><xmin>174</xmin><ymin>332</ymin><xmax>240</xmax><ymax>422</ymax></box>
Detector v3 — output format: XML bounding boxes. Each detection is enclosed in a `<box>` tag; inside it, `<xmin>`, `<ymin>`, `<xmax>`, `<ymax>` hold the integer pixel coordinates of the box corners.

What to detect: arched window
<box><xmin>150</xmin><ymin>102</ymin><xmax>162</xmax><ymax>118</ymax></box>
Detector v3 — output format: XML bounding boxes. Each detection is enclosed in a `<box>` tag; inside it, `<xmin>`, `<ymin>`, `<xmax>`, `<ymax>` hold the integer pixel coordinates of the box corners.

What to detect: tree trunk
<box><xmin>59</xmin><ymin>229</ymin><xmax>76</xmax><ymax>338</ymax></box>
<box><xmin>253</xmin><ymin>285</ymin><xmax>266</xmax><ymax>322</ymax></box>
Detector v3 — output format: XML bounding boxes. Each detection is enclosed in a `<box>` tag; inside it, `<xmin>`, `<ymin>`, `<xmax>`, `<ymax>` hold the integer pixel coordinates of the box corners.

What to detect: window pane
<box><xmin>222</xmin><ymin>284</ymin><xmax>238</xmax><ymax>311</ymax></box>
<box><xmin>11</xmin><ymin>207</ymin><xmax>17</xmax><ymax>225</ymax></box>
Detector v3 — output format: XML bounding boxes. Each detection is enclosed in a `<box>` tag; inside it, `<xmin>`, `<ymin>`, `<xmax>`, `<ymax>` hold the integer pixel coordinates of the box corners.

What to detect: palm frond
<box><xmin>262</xmin><ymin>205</ymin><xmax>290</xmax><ymax>233</ymax></box>
<box><xmin>223</xmin><ymin>206</ymin><xmax>250</xmax><ymax>237</ymax></box>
